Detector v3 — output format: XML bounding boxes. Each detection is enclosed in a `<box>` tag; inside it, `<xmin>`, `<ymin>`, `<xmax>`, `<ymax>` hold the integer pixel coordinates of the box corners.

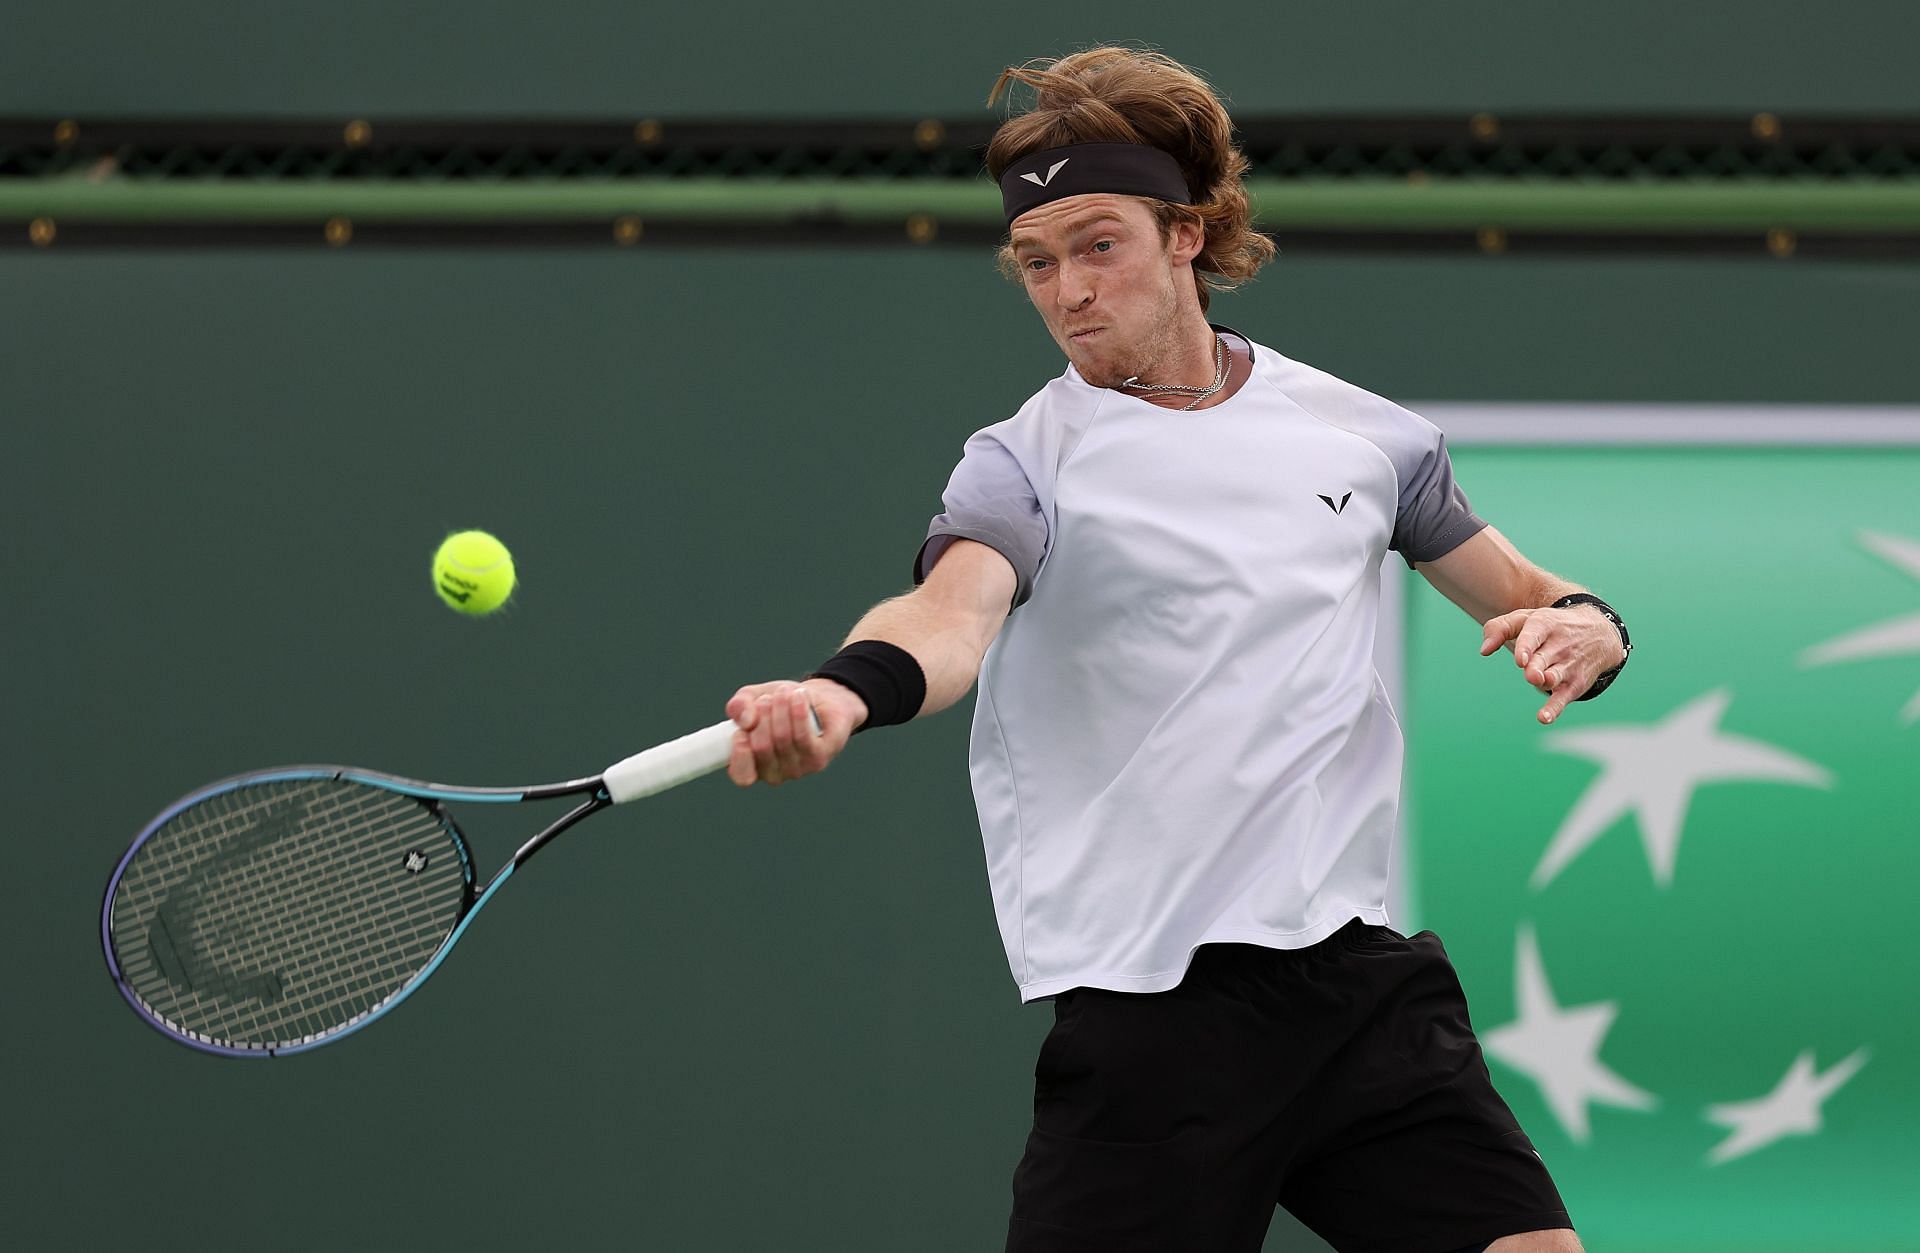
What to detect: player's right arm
<box><xmin>725</xmin><ymin>538</ymin><xmax>1017</xmax><ymax>787</ymax></box>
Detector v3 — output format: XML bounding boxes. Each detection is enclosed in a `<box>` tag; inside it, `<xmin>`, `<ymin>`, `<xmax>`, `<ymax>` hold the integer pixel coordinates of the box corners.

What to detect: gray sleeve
<box><xmin>913</xmin><ymin>432</ymin><xmax>1049</xmax><ymax>609</ymax></box>
<box><xmin>1393</xmin><ymin>430</ymin><xmax>1487</xmax><ymax>567</ymax></box>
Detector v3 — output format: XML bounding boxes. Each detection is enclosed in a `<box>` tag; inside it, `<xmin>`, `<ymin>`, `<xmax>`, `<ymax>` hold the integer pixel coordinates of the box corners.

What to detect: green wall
<box><xmin>6</xmin><ymin>249</ymin><xmax>1917</xmax><ymax>1250</ymax></box>
<box><xmin>6</xmin><ymin>1</ymin><xmax>1918</xmax><ymax>116</ymax></box>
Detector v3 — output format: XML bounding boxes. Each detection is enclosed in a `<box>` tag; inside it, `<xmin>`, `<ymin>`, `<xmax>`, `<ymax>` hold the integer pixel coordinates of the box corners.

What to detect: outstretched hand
<box><xmin>1480</xmin><ymin>606</ymin><xmax>1628</xmax><ymax>726</ymax></box>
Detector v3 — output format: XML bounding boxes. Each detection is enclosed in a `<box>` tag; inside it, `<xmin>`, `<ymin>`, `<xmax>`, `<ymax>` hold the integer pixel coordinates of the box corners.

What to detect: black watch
<box><xmin>1549</xmin><ymin>593</ymin><xmax>1631</xmax><ymax>701</ymax></box>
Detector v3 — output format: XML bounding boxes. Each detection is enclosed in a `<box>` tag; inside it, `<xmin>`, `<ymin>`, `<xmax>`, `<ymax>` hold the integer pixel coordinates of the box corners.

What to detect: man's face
<box><xmin>1008</xmin><ymin>193</ymin><xmax>1202</xmax><ymax>388</ymax></box>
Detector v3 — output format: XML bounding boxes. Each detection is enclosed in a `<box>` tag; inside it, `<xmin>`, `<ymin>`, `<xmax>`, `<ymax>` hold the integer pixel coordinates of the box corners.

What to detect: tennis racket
<box><xmin>101</xmin><ymin>708</ymin><xmax>816</xmax><ymax>1058</ymax></box>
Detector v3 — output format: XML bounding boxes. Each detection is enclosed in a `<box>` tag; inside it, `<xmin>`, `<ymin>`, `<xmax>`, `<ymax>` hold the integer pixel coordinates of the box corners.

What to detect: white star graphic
<box><xmin>1482</xmin><ymin>925</ymin><xmax>1656</xmax><ymax>1144</ymax></box>
<box><xmin>1801</xmin><ymin>530</ymin><xmax>1920</xmax><ymax>724</ymax></box>
<box><xmin>1532</xmin><ymin>688</ymin><xmax>1832</xmax><ymax>890</ymax></box>
<box><xmin>1704</xmin><ymin>1048</ymin><xmax>1870</xmax><ymax>1165</ymax></box>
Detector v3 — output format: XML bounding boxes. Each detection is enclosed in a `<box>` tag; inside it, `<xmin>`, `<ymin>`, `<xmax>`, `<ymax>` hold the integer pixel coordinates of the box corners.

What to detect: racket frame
<box><xmin>103</xmin><ymin>712</ymin><xmax>804</xmax><ymax>1056</ymax></box>
<box><xmin>101</xmin><ymin>765</ymin><xmax>611</xmax><ymax>1058</ymax></box>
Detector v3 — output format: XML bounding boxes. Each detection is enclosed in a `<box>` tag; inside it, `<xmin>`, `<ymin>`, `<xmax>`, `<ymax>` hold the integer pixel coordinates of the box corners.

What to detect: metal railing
<box><xmin>6</xmin><ymin>115</ymin><xmax>1918</xmax><ymax>253</ymax></box>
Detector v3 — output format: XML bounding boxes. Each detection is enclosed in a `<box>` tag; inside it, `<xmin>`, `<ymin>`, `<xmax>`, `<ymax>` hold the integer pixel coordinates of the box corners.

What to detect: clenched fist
<box><xmin>724</xmin><ymin>678</ymin><xmax>869</xmax><ymax>787</ymax></box>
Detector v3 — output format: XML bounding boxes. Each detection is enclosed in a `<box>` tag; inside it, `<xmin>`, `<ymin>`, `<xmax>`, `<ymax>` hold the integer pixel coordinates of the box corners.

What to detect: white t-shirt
<box><xmin>915</xmin><ymin>328</ymin><xmax>1486</xmax><ymax>1002</ymax></box>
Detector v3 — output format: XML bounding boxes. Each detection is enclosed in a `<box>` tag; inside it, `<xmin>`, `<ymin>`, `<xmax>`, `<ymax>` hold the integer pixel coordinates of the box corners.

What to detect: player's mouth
<box><xmin>1069</xmin><ymin>327</ymin><xmax>1104</xmax><ymax>342</ymax></box>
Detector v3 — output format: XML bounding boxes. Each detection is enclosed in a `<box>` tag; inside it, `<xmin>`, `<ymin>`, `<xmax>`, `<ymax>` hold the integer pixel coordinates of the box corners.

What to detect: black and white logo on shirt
<box><xmin>1318</xmin><ymin>491</ymin><xmax>1353</xmax><ymax>515</ymax></box>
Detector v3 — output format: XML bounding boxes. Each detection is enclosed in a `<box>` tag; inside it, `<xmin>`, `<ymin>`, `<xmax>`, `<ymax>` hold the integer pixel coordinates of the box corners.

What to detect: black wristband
<box><xmin>1549</xmin><ymin>593</ymin><xmax>1631</xmax><ymax>701</ymax></box>
<box><xmin>807</xmin><ymin>640</ymin><xmax>927</xmax><ymax>733</ymax></box>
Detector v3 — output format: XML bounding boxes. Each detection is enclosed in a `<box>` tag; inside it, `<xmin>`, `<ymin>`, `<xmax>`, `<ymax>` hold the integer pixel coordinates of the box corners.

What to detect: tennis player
<box><xmin>726</xmin><ymin>48</ymin><xmax>1628</xmax><ymax>1253</ymax></box>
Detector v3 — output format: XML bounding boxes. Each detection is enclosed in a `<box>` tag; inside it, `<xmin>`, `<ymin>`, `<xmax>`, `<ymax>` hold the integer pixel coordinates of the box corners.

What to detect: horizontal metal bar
<box><xmin>10</xmin><ymin>218</ymin><xmax>1920</xmax><ymax>258</ymax></box>
<box><xmin>6</xmin><ymin>177</ymin><xmax>1920</xmax><ymax>231</ymax></box>
<box><xmin>0</xmin><ymin>117</ymin><xmax>991</xmax><ymax>151</ymax></box>
<box><xmin>1423</xmin><ymin>406</ymin><xmax>1920</xmax><ymax>445</ymax></box>
<box><xmin>5</xmin><ymin>114</ymin><xmax>1919</xmax><ymax>150</ymax></box>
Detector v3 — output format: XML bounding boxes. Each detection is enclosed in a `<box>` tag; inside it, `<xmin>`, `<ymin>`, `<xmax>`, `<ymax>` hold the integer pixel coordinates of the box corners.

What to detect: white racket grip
<box><xmin>602</xmin><ymin>704</ymin><xmax>822</xmax><ymax>803</ymax></box>
<box><xmin>603</xmin><ymin>721</ymin><xmax>738</xmax><ymax>803</ymax></box>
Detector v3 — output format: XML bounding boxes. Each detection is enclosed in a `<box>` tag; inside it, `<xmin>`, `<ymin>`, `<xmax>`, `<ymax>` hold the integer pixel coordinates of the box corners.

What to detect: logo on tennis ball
<box><xmin>432</xmin><ymin>530</ymin><xmax>516</xmax><ymax>615</ymax></box>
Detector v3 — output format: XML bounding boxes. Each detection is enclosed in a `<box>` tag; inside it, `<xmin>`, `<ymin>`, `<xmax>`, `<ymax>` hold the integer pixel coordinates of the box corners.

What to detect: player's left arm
<box><xmin>1413</xmin><ymin>524</ymin><xmax>1629</xmax><ymax>725</ymax></box>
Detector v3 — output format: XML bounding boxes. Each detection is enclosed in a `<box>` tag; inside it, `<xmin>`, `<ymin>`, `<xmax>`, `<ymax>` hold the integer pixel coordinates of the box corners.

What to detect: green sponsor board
<box><xmin>1405</xmin><ymin>436</ymin><xmax>1919</xmax><ymax>1251</ymax></box>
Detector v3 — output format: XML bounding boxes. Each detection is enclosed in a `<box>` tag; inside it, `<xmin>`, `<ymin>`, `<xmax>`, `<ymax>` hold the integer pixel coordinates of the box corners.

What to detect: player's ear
<box><xmin>1167</xmin><ymin>210</ymin><xmax>1204</xmax><ymax>267</ymax></box>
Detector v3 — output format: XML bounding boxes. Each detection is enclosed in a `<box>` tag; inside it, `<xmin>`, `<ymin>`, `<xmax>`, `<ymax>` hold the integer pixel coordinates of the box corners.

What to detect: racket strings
<box><xmin>109</xmin><ymin>779</ymin><xmax>470</xmax><ymax>1049</ymax></box>
<box><xmin>115</xmin><ymin>784</ymin><xmax>462</xmax><ymax>1046</ymax></box>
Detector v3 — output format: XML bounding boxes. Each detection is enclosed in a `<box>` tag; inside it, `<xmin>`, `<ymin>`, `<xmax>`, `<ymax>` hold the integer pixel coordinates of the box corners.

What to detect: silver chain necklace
<box><xmin>1120</xmin><ymin>334</ymin><xmax>1228</xmax><ymax>411</ymax></box>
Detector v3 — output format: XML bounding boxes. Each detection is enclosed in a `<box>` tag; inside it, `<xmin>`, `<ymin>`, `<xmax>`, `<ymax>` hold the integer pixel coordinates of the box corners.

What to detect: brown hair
<box><xmin>985</xmin><ymin>47</ymin><xmax>1275</xmax><ymax>312</ymax></box>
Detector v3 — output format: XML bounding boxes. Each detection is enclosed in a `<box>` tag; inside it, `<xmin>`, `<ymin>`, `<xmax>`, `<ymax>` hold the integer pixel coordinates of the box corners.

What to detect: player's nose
<box><xmin>1056</xmin><ymin>264</ymin><xmax>1094</xmax><ymax>310</ymax></box>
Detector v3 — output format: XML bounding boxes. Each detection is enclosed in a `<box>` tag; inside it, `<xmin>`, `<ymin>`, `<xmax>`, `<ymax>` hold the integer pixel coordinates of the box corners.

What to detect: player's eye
<box><xmin>1025</xmin><ymin>257</ymin><xmax>1050</xmax><ymax>272</ymax></box>
<box><xmin>1091</xmin><ymin>239</ymin><xmax>1114</xmax><ymax>253</ymax></box>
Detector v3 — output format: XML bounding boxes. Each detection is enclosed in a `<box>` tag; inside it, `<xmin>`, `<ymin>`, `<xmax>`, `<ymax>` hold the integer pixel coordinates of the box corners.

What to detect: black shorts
<box><xmin>1006</xmin><ymin>920</ymin><xmax>1573</xmax><ymax>1253</ymax></box>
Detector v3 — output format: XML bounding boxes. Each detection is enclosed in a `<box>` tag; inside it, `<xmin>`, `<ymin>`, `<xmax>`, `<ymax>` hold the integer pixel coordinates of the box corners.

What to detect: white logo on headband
<box><xmin>1019</xmin><ymin>158</ymin><xmax>1070</xmax><ymax>188</ymax></box>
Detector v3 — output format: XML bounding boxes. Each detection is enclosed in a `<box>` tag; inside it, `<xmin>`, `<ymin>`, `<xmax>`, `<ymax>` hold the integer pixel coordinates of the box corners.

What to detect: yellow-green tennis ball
<box><xmin>433</xmin><ymin>530</ymin><xmax>516</xmax><ymax>615</ymax></box>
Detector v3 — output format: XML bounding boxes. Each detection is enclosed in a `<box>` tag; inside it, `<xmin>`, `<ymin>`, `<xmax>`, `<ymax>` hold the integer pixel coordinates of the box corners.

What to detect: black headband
<box><xmin>998</xmin><ymin>142</ymin><xmax>1192</xmax><ymax>224</ymax></box>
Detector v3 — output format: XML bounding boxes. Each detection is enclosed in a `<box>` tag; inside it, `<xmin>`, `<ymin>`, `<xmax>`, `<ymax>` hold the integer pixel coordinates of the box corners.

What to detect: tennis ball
<box><xmin>432</xmin><ymin>530</ymin><xmax>516</xmax><ymax>615</ymax></box>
